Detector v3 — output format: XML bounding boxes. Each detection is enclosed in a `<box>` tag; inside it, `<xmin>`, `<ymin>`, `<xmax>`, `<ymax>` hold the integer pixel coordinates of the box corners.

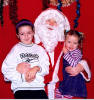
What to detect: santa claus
<box><xmin>34</xmin><ymin>8</ymin><xmax>91</xmax><ymax>99</ymax></box>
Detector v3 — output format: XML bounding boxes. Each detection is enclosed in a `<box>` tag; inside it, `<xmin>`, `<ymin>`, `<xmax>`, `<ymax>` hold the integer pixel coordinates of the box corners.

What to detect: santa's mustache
<box><xmin>45</xmin><ymin>24</ymin><xmax>57</xmax><ymax>30</ymax></box>
<box><xmin>38</xmin><ymin>25</ymin><xmax>59</xmax><ymax>40</ymax></box>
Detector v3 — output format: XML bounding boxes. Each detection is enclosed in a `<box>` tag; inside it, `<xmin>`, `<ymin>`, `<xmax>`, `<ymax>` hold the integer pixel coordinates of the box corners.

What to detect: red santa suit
<box><xmin>34</xmin><ymin>8</ymin><xmax>70</xmax><ymax>99</ymax></box>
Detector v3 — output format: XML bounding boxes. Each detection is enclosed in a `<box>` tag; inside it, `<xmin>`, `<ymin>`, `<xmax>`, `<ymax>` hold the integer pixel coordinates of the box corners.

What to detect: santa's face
<box><xmin>45</xmin><ymin>18</ymin><xmax>57</xmax><ymax>30</ymax></box>
<box><xmin>38</xmin><ymin>18</ymin><xmax>59</xmax><ymax>52</ymax></box>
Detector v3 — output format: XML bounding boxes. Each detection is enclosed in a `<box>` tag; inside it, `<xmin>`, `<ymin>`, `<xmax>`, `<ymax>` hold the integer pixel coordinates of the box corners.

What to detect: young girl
<box><xmin>58</xmin><ymin>30</ymin><xmax>87</xmax><ymax>98</ymax></box>
<box><xmin>2</xmin><ymin>19</ymin><xmax>49</xmax><ymax>99</ymax></box>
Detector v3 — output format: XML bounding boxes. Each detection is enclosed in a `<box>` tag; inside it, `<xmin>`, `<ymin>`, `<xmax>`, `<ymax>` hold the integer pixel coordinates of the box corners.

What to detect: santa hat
<box><xmin>34</xmin><ymin>8</ymin><xmax>70</xmax><ymax>44</ymax></box>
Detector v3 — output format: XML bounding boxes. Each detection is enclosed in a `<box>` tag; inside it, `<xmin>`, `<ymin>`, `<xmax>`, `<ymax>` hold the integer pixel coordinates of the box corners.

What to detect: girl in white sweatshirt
<box><xmin>2</xmin><ymin>19</ymin><xmax>49</xmax><ymax>99</ymax></box>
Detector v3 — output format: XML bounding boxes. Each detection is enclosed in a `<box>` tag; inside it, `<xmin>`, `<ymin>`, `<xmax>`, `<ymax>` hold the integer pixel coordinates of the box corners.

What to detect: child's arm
<box><xmin>25</xmin><ymin>66</ymin><xmax>40</xmax><ymax>82</ymax></box>
<box><xmin>64</xmin><ymin>49</ymin><xmax>82</xmax><ymax>67</ymax></box>
<box><xmin>65</xmin><ymin>60</ymin><xmax>91</xmax><ymax>82</ymax></box>
<box><xmin>26</xmin><ymin>46</ymin><xmax>50</xmax><ymax>82</ymax></box>
<box><xmin>16</xmin><ymin>63</ymin><xmax>40</xmax><ymax>82</ymax></box>
<box><xmin>2</xmin><ymin>46</ymin><xmax>22</xmax><ymax>82</ymax></box>
<box><xmin>17</xmin><ymin>46</ymin><xmax>50</xmax><ymax>82</ymax></box>
<box><xmin>35</xmin><ymin>46</ymin><xmax>50</xmax><ymax>76</ymax></box>
<box><xmin>65</xmin><ymin>63</ymin><xmax>84</xmax><ymax>76</ymax></box>
<box><xmin>16</xmin><ymin>62</ymin><xmax>31</xmax><ymax>74</ymax></box>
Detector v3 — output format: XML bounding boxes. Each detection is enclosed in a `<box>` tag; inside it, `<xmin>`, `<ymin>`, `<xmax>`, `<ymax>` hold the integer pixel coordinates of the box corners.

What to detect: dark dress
<box><xmin>59</xmin><ymin>58</ymin><xmax>87</xmax><ymax>98</ymax></box>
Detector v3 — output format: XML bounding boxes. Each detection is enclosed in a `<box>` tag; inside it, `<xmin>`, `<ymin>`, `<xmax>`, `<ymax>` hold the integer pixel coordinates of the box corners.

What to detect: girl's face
<box><xmin>65</xmin><ymin>35</ymin><xmax>79</xmax><ymax>51</ymax></box>
<box><xmin>17</xmin><ymin>26</ymin><xmax>34</xmax><ymax>45</ymax></box>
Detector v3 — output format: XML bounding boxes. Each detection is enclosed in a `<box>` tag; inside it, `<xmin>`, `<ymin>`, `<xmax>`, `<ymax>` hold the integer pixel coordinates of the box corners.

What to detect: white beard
<box><xmin>38</xmin><ymin>25</ymin><xmax>59</xmax><ymax>53</ymax></box>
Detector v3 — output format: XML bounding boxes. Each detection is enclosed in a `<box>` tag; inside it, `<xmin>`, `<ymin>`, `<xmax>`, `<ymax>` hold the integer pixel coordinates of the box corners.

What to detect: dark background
<box><xmin>0</xmin><ymin>0</ymin><xmax>94</xmax><ymax>98</ymax></box>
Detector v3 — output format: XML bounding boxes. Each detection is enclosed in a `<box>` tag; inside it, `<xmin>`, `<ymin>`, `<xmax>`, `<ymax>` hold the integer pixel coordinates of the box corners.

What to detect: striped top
<box><xmin>63</xmin><ymin>49</ymin><xmax>82</xmax><ymax>67</ymax></box>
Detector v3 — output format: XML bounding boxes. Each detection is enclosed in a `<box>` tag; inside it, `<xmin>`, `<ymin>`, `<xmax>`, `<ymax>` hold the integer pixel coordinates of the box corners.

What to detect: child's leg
<box><xmin>54</xmin><ymin>88</ymin><xmax>63</xmax><ymax>99</ymax></box>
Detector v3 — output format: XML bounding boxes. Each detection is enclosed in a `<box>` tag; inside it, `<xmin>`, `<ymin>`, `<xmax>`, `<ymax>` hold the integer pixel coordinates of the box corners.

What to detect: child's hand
<box><xmin>63</xmin><ymin>44</ymin><xmax>68</xmax><ymax>54</ymax></box>
<box><xmin>65</xmin><ymin>66</ymin><xmax>76</xmax><ymax>76</ymax></box>
<box><xmin>16</xmin><ymin>62</ymin><xmax>31</xmax><ymax>74</ymax></box>
<box><xmin>25</xmin><ymin>66</ymin><xmax>40</xmax><ymax>82</ymax></box>
<box><xmin>65</xmin><ymin>64</ymin><xmax>83</xmax><ymax>76</ymax></box>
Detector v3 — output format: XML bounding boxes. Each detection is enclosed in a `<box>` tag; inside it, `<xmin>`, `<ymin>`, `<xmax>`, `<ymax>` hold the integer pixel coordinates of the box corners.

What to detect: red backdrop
<box><xmin>0</xmin><ymin>0</ymin><xmax>94</xmax><ymax>98</ymax></box>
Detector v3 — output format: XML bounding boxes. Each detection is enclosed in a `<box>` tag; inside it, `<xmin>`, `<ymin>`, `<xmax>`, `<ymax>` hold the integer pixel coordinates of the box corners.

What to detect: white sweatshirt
<box><xmin>2</xmin><ymin>42</ymin><xmax>49</xmax><ymax>93</ymax></box>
